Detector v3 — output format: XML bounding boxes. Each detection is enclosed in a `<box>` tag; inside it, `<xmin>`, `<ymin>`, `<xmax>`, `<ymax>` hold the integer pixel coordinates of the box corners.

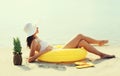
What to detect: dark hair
<box><xmin>26</xmin><ymin>35</ymin><xmax>35</xmax><ymax>48</ymax></box>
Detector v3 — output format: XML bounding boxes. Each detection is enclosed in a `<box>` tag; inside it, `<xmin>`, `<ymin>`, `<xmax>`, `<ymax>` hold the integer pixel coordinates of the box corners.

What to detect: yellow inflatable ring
<box><xmin>37</xmin><ymin>47</ymin><xmax>87</xmax><ymax>63</ymax></box>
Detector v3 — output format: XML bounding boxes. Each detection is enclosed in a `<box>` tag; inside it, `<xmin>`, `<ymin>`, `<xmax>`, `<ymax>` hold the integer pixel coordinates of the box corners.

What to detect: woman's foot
<box><xmin>98</xmin><ymin>40</ymin><xmax>109</xmax><ymax>46</ymax></box>
<box><xmin>101</xmin><ymin>54</ymin><xmax>115</xmax><ymax>59</ymax></box>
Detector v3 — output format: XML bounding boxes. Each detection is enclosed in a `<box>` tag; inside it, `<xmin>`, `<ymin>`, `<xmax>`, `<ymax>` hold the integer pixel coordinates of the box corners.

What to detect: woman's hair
<box><xmin>26</xmin><ymin>35</ymin><xmax>35</xmax><ymax>48</ymax></box>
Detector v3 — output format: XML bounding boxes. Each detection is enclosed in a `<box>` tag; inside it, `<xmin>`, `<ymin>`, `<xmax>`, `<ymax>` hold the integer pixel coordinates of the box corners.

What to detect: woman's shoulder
<box><xmin>31</xmin><ymin>38</ymin><xmax>39</xmax><ymax>44</ymax></box>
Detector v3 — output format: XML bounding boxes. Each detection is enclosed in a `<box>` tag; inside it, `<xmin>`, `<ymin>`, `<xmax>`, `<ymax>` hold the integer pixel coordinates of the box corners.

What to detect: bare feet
<box><xmin>98</xmin><ymin>40</ymin><xmax>109</xmax><ymax>46</ymax></box>
<box><xmin>101</xmin><ymin>54</ymin><xmax>115</xmax><ymax>59</ymax></box>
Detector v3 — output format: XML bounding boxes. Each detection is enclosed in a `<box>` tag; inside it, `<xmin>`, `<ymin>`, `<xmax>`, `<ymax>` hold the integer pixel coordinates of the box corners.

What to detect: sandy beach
<box><xmin>0</xmin><ymin>45</ymin><xmax>120</xmax><ymax>76</ymax></box>
<box><xmin>0</xmin><ymin>0</ymin><xmax>120</xmax><ymax>76</ymax></box>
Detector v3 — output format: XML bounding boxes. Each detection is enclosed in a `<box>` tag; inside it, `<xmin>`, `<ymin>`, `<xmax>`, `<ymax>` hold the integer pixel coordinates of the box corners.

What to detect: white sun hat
<box><xmin>24</xmin><ymin>23</ymin><xmax>37</xmax><ymax>37</ymax></box>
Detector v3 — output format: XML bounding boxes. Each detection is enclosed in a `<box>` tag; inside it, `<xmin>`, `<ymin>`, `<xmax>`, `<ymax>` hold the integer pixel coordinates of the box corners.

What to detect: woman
<box><xmin>24</xmin><ymin>23</ymin><xmax>115</xmax><ymax>63</ymax></box>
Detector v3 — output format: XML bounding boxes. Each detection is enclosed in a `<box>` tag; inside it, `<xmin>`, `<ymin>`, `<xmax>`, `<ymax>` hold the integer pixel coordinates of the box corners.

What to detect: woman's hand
<box><xmin>28</xmin><ymin>52</ymin><xmax>42</xmax><ymax>63</ymax></box>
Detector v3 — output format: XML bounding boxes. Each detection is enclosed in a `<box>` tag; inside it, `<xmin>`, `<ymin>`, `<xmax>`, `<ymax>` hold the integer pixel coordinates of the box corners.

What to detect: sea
<box><xmin>0</xmin><ymin>0</ymin><xmax>120</xmax><ymax>48</ymax></box>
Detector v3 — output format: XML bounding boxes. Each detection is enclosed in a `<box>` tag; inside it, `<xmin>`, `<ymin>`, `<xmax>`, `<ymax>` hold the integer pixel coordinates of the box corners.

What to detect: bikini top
<box><xmin>35</xmin><ymin>38</ymin><xmax>49</xmax><ymax>52</ymax></box>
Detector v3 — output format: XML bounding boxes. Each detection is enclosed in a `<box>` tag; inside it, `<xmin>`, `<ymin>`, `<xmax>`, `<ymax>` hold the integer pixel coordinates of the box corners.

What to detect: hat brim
<box><xmin>27</xmin><ymin>26</ymin><xmax>37</xmax><ymax>37</ymax></box>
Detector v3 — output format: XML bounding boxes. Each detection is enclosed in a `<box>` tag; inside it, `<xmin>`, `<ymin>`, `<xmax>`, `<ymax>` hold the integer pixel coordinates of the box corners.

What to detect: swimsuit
<box><xmin>35</xmin><ymin>38</ymin><xmax>49</xmax><ymax>52</ymax></box>
<box><xmin>40</xmin><ymin>40</ymin><xmax>49</xmax><ymax>51</ymax></box>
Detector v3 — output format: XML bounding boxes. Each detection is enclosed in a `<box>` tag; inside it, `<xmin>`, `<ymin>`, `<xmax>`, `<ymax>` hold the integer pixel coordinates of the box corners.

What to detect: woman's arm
<box><xmin>28</xmin><ymin>53</ymin><xmax>41</xmax><ymax>63</ymax></box>
<box><xmin>28</xmin><ymin>46</ymin><xmax>53</xmax><ymax>62</ymax></box>
<box><xmin>28</xmin><ymin>40</ymin><xmax>41</xmax><ymax>63</ymax></box>
<box><xmin>28</xmin><ymin>40</ymin><xmax>53</xmax><ymax>63</ymax></box>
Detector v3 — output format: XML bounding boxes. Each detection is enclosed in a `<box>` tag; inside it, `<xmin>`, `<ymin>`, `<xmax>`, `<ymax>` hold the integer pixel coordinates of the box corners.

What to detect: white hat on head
<box><xmin>24</xmin><ymin>23</ymin><xmax>36</xmax><ymax>37</ymax></box>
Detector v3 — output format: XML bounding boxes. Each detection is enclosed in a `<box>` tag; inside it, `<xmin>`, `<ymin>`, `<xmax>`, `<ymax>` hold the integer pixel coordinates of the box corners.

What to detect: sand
<box><xmin>0</xmin><ymin>45</ymin><xmax>120</xmax><ymax>76</ymax></box>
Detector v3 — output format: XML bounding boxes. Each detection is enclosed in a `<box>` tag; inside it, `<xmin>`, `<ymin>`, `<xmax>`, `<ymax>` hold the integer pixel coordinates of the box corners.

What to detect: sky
<box><xmin>0</xmin><ymin>0</ymin><xmax>120</xmax><ymax>47</ymax></box>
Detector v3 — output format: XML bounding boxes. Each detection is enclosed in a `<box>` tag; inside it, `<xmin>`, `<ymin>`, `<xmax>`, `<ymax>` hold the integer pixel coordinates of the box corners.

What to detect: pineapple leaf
<box><xmin>13</xmin><ymin>37</ymin><xmax>22</xmax><ymax>53</ymax></box>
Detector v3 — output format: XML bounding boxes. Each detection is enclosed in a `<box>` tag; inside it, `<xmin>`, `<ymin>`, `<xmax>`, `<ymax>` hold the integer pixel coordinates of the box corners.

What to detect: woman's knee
<box><xmin>76</xmin><ymin>34</ymin><xmax>83</xmax><ymax>38</ymax></box>
<box><xmin>78</xmin><ymin>40</ymin><xmax>88</xmax><ymax>46</ymax></box>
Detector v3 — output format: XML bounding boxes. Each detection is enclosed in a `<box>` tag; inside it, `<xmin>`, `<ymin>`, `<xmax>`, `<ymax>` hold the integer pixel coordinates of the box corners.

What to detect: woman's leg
<box><xmin>78</xmin><ymin>40</ymin><xmax>115</xmax><ymax>58</ymax></box>
<box><xmin>63</xmin><ymin>34</ymin><xmax>108</xmax><ymax>48</ymax></box>
<box><xmin>79</xmin><ymin>34</ymin><xmax>108</xmax><ymax>46</ymax></box>
<box><xmin>63</xmin><ymin>34</ymin><xmax>115</xmax><ymax>59</ymax></box>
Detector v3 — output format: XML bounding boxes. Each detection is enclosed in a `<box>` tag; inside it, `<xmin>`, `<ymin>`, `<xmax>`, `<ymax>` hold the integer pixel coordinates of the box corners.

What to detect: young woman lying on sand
<box><xmin>24</xmin><ymin>23</ymin><xmax>115</xmax><ymax>63</ymax></box>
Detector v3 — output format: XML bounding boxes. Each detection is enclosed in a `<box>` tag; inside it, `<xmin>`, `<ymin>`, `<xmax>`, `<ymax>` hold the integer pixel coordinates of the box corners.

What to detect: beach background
<box><xmin>0</xmin><ymin>0</ymin><xmax>120</xmax><ymax>47</ymax></box>
<box><xmin>0</xmin><ymin>0</ymin><xmax>120</xmax><ymax>76</ymax></box>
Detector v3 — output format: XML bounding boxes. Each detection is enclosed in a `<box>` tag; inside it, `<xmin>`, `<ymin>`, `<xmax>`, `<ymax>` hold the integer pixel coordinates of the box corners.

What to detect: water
<box><xmin>0</xmin><ymin>0</ymin><xmax>120</xmax><ymax>48</ymax></box>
